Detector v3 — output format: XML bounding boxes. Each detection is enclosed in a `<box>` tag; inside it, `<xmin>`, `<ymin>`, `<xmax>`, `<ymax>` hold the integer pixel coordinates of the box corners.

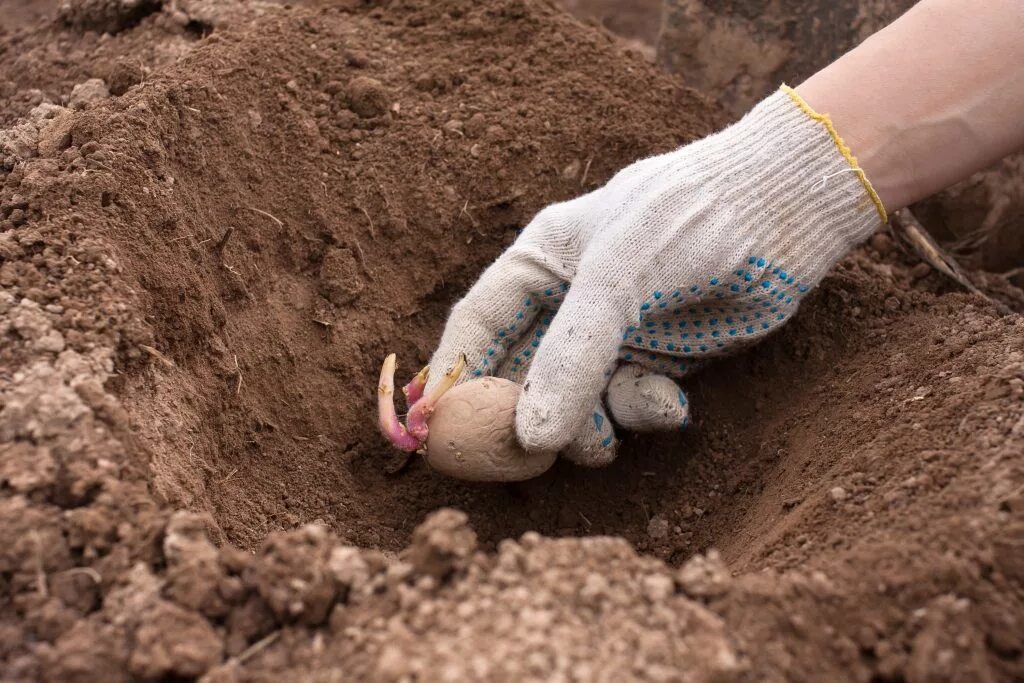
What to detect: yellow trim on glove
<box><xmin>780</xmin><ymin>84</ymin><xmax>887</xmax><ymax>224</ymax></box>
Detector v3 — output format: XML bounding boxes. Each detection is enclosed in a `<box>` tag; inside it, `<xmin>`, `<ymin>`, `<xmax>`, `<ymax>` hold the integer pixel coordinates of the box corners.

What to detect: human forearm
<box><xmin>798</xmin><ymin>0</ymin><xmax>1024</xmax><ymax>213</ymax></box>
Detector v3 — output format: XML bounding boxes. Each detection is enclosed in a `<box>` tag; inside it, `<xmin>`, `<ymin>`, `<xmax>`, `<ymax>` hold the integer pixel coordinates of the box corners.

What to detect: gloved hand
<box><xmin>428</xmin><ymin>86</ymin><xmax>886</xmax><ymax>465</ymax></box>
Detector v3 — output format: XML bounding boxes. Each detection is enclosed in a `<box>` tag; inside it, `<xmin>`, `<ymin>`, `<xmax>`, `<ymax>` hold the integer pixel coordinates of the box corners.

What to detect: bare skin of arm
<box><xmin>798</xmin><ymin>0</ymin><xmax>1024</xmax><ymax>214</ymax></box>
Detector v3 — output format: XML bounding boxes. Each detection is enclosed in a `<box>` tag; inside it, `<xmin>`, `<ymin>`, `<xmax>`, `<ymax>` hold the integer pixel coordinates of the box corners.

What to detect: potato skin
<box><xmin>425</xmin><ymin>377</ymin><xmax>556</xmax><ymax>482</ymax></box>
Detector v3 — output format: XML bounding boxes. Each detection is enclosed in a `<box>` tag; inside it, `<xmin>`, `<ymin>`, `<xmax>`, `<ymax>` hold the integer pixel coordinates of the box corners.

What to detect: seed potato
<box><xmin>425</xmin><ymin>377</ymin><xmax>556</xmax><ymax>482</ymax></box>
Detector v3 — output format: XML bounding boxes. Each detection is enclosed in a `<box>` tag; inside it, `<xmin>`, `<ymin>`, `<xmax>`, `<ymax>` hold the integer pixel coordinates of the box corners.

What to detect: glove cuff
<box><xmin>673</xmin><ymin>85</ymin><xmax>888</xmax><ymax>291</ymax></box>
<box><xmin>779</xmin><ymin>84</ymin><xmax>887</xmax><ymax>224</ymax></box>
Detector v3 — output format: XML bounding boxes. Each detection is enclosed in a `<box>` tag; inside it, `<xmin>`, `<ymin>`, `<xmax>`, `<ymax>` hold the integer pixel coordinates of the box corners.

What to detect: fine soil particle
<box><xmin>1</xmin><ymin>1</ymin><xmax>1023</xmax><ymax>681</ymax></box>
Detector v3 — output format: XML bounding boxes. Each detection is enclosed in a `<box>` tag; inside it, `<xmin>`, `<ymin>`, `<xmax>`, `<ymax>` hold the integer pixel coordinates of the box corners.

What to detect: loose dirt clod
<box><xmin>67</xmin><ymin>78</ymin><xmax>110</xmax><ymax>110</ymax></box>
<box><xmin>1</xmin><ymin>0</ymin><xmax>1023</xmax><ymax>681</ymax></box>
<box><xmin>345</xmin><ymin>76</ymin><xmax>390</xmax><ymax>119</ymax></box>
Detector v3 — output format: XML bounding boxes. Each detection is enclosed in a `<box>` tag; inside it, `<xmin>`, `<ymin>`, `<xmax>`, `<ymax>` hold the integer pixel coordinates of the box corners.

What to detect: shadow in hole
<box><xmin>361</xmin><ymin>299</ymin><xmax>851</xmax><ymax>566</ymax></box>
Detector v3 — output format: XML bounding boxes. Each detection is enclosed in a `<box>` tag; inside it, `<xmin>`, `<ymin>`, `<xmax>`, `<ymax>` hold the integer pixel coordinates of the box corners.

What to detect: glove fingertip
<box><xmin>514</xmin><ymin>392</ymin><xmax>576</xmax><ymax>454</ymax></box>
<box><xmin>563</xmin><ymin>407</ymin><xmax>618</xmax><ymax>468</ymax></box>
<box><xmin>607</xmin><ymin>366</ymin><xmax>692</xmax><ymax>433</ymax></box>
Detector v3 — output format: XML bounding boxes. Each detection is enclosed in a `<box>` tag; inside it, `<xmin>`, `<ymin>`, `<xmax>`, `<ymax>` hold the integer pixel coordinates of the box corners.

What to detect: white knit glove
<box><xmin>428</xmin><ymin>86</ymin><xmax>886</xmax><ymax>465</ymax></box>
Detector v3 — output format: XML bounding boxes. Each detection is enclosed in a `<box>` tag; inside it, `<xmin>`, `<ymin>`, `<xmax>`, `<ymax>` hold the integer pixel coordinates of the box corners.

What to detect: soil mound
<box><xmin>1</xmin><ymin>1</ymin><xmax>1022</xmax><ymax>681</ymax></box>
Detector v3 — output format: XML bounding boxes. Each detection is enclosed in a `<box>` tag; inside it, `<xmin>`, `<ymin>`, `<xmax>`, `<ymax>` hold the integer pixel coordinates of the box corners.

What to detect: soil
<box><xmin>557</xmin><ymin>0</ymin><xmax>664</xmax><ymax>58</ymax></box>
<box><xmin>1</xmin><ymin>1</ymin><xmax>1023</xmax><ymax>681</ymax></box>
<box><xmin>656</xmin><ymin>0</ymin><xmax>914</xmax><ymax>116</ymax></box>
<box><xmin>4</xmin><ymin>0</ymin><xmax>60</xmax><ymax>33</ymax></box>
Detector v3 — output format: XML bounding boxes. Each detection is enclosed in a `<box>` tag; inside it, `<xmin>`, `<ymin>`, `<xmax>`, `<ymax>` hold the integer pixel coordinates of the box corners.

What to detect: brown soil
<box><xmin>3</xmin><ymin>0</ymin><xmax>60</xmax><ymax>33</ymax></box>
<box><xmin>2</xmin><ymin>1</ymin><xmax>1023</xmax><ymax>681</ymax></box>
<box><xmin>657</xmin><ymin>0</ymin><xmax>914</xmax><ymax>116</ymax></box>
<box><xmin>557</xmin><ymin>0</ymin><xmax>664</xmax><ymax>57</ymax></box>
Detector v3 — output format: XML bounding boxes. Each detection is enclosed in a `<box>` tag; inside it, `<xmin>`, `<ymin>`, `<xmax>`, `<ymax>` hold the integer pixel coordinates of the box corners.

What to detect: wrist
<box><xmin>796</xmin><ymin>75</ymin><xmax>905</xmax><ymax>214</ymax></box>
<box><xmin>686</xmin><ymin>88</ymin><xmax>886</xmax><ymax>286</ymax></box>
<box><xmin>773</xmin><ymin>85</ymin><xmax>887</xmax><ymax>226</ymax></box>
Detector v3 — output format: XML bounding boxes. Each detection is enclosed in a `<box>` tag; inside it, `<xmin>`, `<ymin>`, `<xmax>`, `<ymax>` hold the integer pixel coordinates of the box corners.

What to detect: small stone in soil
<box><xmin>647</xmin><ymin>516</ymin><xmax>670</xmax><ymax>539</ymax></box>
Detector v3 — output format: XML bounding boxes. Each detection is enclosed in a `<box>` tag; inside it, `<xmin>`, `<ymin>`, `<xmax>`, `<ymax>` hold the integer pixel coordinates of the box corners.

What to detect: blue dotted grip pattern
<box><xmin>470</xmin><ymin>256</ymin><xmax>807</xmax><ymax>380</ymax></box>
